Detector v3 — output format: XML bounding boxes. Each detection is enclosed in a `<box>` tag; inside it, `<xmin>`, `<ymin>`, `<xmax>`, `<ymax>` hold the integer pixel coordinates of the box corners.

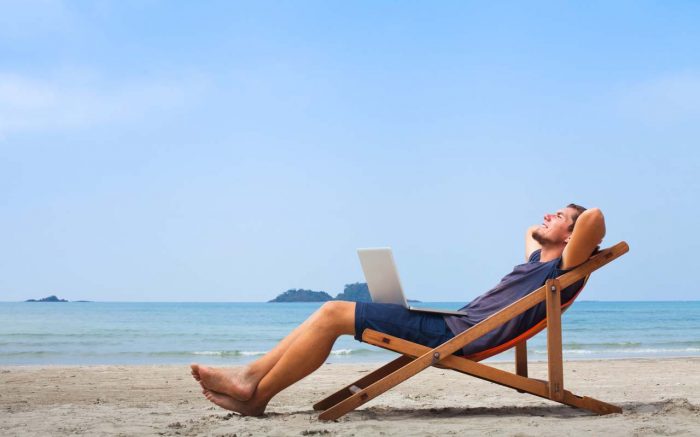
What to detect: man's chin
<box><xmin>531</xmin><ymin>230</ymin><xmax>548</xmax><ymax>245</ymax></box>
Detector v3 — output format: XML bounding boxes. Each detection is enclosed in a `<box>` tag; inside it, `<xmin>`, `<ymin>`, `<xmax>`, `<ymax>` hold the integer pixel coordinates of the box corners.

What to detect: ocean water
<box><xmin>0</xmin><ymin>301</ymin><xmax>698</xmax><ymax>365</ymax></box>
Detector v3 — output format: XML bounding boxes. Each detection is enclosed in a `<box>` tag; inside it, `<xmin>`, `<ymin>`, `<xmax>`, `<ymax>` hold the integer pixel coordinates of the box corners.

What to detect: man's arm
<box><xmin>525</xmin><ymin>225</ymin><xmax>542</xmax><ymax>261</ymax></box>
<box><xmin>561</xmin><ymin>208</ymin><xmax>606</xmax><ymax>270</ymax></box>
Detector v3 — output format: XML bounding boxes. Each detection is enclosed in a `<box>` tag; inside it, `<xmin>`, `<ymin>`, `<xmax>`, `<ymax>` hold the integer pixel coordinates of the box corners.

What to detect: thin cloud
<box><xmin>617</xmin><ymin>71</ymin><xmax>700</xmax><ymax>124</ymax></box>
<box><xmin>0</xmin><ymin>70</ymin><xmax>208</xmax><ymax>138</ymax></box>
<box><xmin>0</xmin><ymin>0</ymin><xmax>74</xmax><ymax>39</ymax></box>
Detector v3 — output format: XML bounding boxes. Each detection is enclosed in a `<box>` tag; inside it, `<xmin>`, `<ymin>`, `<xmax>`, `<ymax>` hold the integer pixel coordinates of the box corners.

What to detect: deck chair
<box><xmin>314</xmin><ymin>241</ymin><xmax>629</xmax><ymax>420</ymax></box>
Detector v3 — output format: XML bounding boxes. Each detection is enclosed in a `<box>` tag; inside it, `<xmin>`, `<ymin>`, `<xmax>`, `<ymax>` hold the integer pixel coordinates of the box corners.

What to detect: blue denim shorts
<box><xmin>354</xmin><ymin>302</ymin><xmax>459</xmax><ymax>353</ymax></box>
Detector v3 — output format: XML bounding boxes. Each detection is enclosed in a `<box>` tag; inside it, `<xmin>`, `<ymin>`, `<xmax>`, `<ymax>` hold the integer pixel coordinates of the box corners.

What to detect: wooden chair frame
<box><xmin>314</xmin><ymin>242</ymin><xmax>629</xmax><ymax>420</ymax></box>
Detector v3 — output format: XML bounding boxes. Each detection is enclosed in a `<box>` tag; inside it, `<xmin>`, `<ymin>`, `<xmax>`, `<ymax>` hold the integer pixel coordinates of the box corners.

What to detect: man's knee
<box><xmin>318</xmin><ymin>301</ymin><xmax>353</xmax><ymax>319</ymax></box>
<box><xmin>316</xmin><ymin>301</ymin><xmax>355</xmax><ymax>334</ymax></box>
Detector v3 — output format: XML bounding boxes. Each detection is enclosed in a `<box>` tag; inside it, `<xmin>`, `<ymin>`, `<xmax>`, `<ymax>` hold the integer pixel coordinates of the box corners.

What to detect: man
<box><xmin>191</xmin><ymin>204</ymin><xmax>605</xmax><ymax>416</ymax></box>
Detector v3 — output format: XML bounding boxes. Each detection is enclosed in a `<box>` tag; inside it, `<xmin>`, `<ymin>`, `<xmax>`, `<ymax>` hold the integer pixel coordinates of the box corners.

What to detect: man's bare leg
<box><xmin>191</xmin><ymin>312</ymin><xmax>321</xmax><ymax>401</ymax></box>
<box><xmin>192</xmin><ymin>301</ymin><xmax>356</xmax><ymax>405</ymax></box>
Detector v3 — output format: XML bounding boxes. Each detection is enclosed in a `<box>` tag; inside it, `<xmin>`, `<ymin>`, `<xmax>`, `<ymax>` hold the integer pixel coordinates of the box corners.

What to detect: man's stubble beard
<box><xmin>531</xmin><ymin>229</ymin><xmax>553</xmax><ymax>246</ymax></box>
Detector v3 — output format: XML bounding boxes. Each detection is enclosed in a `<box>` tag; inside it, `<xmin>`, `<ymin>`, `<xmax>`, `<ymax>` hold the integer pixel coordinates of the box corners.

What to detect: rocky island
<box><xmin>268</xmin><ymin>289</ymin><xmax>334</xmax><ymax>302</ymax></box>
<box><xmin>269</xmin><ymin>283</ymin><xmax>396</xmax><ymax>303</ymax></box>
<box><xmin>333</xmin><ymin>282</ymin><xmax>372</xmax><ymax>302</ymax></box>
<box><xmin>25</xmin><ymin>295</ymin><xmax>68</xmax><ymax>302</ymax></box>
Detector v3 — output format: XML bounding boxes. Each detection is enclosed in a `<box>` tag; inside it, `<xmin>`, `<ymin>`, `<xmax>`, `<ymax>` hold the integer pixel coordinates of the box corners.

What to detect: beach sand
<box><xmin>1</xmin><ymin>358</ymin><xmax>699</xmax><ymax>436</ymax></box>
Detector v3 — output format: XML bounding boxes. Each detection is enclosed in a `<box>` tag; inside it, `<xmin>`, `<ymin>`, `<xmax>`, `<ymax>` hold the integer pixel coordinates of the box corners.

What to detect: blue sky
<box><xmin>1</xmin><ymin>1</ymin><xmax>698</xmax><ymax>301</ymax></box>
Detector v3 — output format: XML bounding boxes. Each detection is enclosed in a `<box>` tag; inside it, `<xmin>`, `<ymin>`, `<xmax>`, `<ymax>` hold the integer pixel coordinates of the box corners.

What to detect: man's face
<box><xmin>531</xmin><ymin>207</ymin><xmax>577</xmax><ymax>246</ymax></box>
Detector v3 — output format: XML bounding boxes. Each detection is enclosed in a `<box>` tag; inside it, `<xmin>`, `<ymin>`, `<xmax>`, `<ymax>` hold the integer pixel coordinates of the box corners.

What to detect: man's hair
<box><xmin>567</xmin><ymin>203</ymin><xmax>587</xmax><ymax>232</ymax></box>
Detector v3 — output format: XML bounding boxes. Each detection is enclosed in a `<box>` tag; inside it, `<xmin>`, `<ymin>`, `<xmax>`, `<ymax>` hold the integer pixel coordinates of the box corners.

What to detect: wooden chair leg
<box><xmin>515</xmin><ymin>340</ymin><xmax>528</xmax><ymax>377</ymax></box>
<box><xmin>313</xmin><ymin>355</ymin><xmax>413</xmax><ymax>411</ymax></box>
<box><xmin>515</xmin><ymin>340</ymin><xmax>528</xmax><ymax>393</ymax></box>
<box><xmin>546</xmin><ymin>279</ymin><xmax>564</xmax><ymax>401</ymax></box>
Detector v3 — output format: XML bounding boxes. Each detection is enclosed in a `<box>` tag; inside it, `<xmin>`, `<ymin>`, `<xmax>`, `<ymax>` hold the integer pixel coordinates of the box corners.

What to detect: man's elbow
<box><xmin>582</xmin><ymin>208</ymin><xmax>604</xmax><ymax>223</ymax></box>
<box><xmin>582</xmin><ymin>208</ymin><xmax>606</xmax><ymax>238</ymax></box>
<box><xmin>585</xmin><ymin>207</ymin><xmax>603</xmax><ymax>218</ymax></box>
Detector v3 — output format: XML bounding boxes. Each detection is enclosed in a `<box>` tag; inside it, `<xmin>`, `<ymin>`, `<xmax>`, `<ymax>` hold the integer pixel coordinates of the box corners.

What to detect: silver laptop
<box><xmin>357</xmin><ymin>247</ymin><xmax>468</xmax><ymax>316</ymax></box>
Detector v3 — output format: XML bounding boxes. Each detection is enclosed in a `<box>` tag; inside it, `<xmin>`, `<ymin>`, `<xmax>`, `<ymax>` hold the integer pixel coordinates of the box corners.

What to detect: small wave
<box><xmin>565</xmin><ymin>341</ymin><xmax>642</xmax><ymax>349</ymax></box>
<box><xmin>532</xmin><ymin>347</ymin><xmax>700</xmax><ymax>355</ymax></box>
<box><xmin>2</xmin><ymin>331</ymin><xmax>144</xmax><ymax>337</ymax></box>
<box><xmin>193</xmin><ymin>350</ymin><xmax>266</xmax><ymax>357</ymax></box>
<box><xmin>331</xmin><ymin>348</ymin><xmax>383</xmax><ymax>356</ymax></box>
<box><xmin>240</xmin><ymin>351</ymin><xmax>267</xmax><ymax>356</ymax></box>
<box><xmin>331</xmin><ymin>349</ymin><xmax>361</xmax><ymax>355</ymax></box>
<box><xmin>190</xmin><ymin>348</ymin><xmax>377</xmax><ymax>357</ymax></box>
<box><xmin>330</xmin><ymin>349</ymin><xmax>354</xmax><ymax>355</ymax></box>
<box><xmin>0</xmin><ymin>341</ymin><xmax>123</xmax><ymax>347</ymax></box>
<box><xmin>1</xmin><ymin>351</ymin><xmax>56</xmax><ymax>356</ymax></box>
<box><xmin>153</xmin><ymin>350</ymin><xmax>266</xmax><ymax>357</ymax></box>
<box><xmin>187</xmin><ymin>348</ymin><xmax>382</xmax><ymax>357</ymax></box>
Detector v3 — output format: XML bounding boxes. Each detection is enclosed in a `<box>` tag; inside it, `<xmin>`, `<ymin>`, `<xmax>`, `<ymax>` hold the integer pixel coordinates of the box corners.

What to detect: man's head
<box><xmin>531</xmin><ymin>203</ymin><xmax>587</xmax><ymax>247</ymax></box>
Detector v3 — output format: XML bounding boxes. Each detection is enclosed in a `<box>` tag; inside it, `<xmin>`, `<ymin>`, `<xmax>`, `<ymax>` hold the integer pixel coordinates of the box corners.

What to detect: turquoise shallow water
<box><xmin>0</xmin><ymin>301</ymin><xmax>698</xmax><ymax>365</ymax></box>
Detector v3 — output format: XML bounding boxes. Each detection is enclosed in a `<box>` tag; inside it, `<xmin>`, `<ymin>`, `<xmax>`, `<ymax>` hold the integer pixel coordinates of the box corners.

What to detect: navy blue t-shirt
<box><xmin>443</xmin><ymin>249</ymin><xmax>584</xmax><ymax>356</ymax></box>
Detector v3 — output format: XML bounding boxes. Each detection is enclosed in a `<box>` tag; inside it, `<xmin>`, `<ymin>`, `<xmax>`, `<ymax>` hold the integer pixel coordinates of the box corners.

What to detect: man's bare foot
<box><xmin>190</xmin><ymin>365</ymin><xmax>201</xmax><ymax>382</ymax></box>
<box><xmin>190</xmin><ymin>364</ymin><xmax>257</xmax><ymax>401</ymax></box>
<box><xmin>202</xmin><ymin>388</ymin><xmax>266</xmax><ymax>416</ymax></box>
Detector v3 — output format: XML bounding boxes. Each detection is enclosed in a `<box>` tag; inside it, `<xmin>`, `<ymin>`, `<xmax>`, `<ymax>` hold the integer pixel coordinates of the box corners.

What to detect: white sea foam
<box><xmin>533</xmin><ymin>347</ymin><xmax>700</xmax><ymax>355</ymax></box>
<box><xmin>330</xmin><ymin>349</ymin><xmax>354</xmax><ymax>355</ymax></box>
<box><xmin>192</xmin><ymin>350</ymin><xmax>266</xmax><ymax>356</ymax></box>
<box><xmin>190</xmin><ymin>348</ymin><xmax>366</xmax><ymax>357</ymax></box>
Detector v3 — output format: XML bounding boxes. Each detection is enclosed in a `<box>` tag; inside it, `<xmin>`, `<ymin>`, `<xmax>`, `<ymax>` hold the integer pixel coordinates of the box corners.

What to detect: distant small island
<box><xmin>269</xmin><ymin>282</ymin><xmax>421</xmax><ymax>303</ymax></box>
<box><xmin>269</xmin><ymin>283</ymin><xmax>370</xmax><ymax>303</ymax></box>
<box><xmin>334</xmin><ymin>282</ymin><xmax>372</xmax><ymax>302</ymax></box>
<box><xmin>269</xmin><ymin>289</ymin><xmax>334</xmax><ymax>303</ymax></box>
<box><xmin>25</xmin><ymin>295</ymin><xmax>68</xmax><ymax>302</ymax></box>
